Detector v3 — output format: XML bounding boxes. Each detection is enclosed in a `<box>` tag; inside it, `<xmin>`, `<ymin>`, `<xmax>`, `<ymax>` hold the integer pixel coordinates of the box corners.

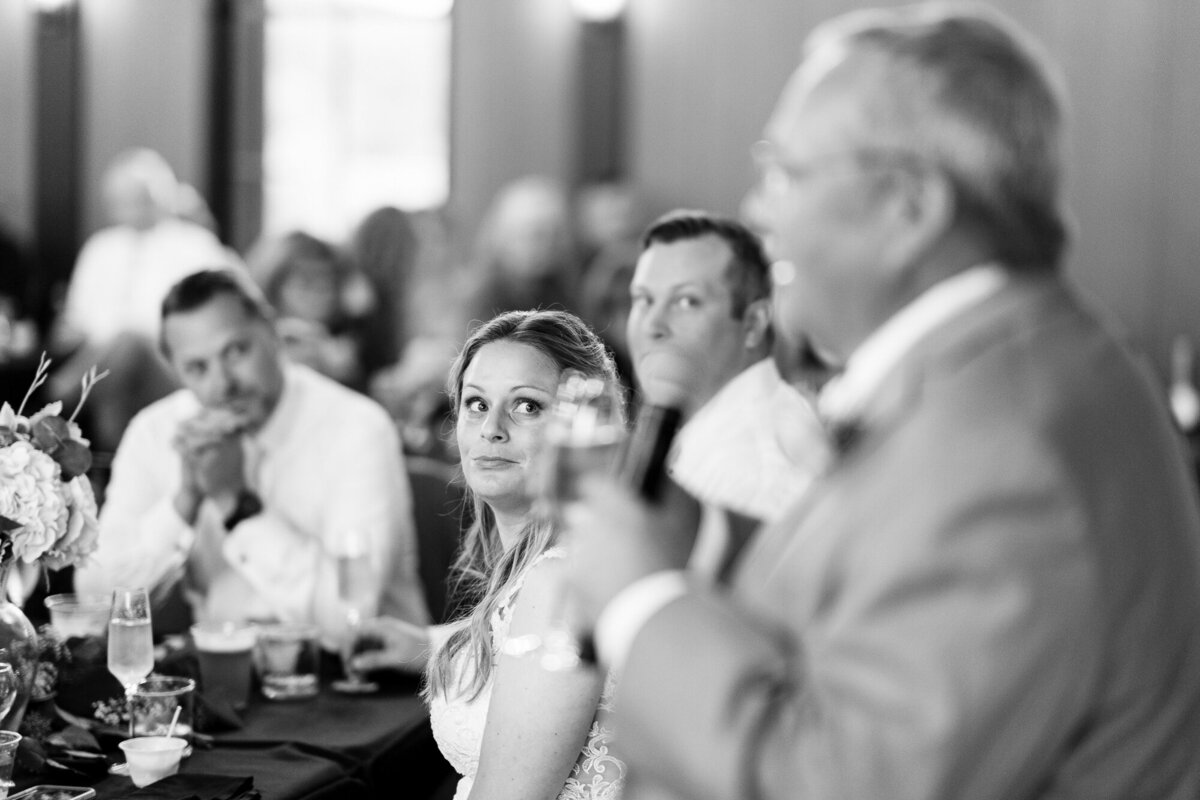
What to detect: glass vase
<box><xmin>0</xmin><ymin>560</ymin><xmax>39</xmax><ymax>732</ymax></box>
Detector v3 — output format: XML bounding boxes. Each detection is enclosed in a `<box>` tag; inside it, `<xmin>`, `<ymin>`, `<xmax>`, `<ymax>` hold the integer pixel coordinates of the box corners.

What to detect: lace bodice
<box><xmin>428</xmin><ymin>547</ymin><xmax>625</xmax><ymax>800</ymax></box>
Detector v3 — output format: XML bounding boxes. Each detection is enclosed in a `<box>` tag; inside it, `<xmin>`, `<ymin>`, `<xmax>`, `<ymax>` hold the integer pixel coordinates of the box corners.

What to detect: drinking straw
<box><xmin>167</xmin><ymin>706</ymin><xmax>182</xmax><ymax>738</ymax></box>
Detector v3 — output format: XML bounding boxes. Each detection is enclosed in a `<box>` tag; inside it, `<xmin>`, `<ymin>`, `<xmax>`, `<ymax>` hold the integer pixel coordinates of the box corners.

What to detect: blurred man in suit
<box><xmin>565</xmin><ymin>3</ymin><xmax>1200</xmax><ymax>799</ymax></box>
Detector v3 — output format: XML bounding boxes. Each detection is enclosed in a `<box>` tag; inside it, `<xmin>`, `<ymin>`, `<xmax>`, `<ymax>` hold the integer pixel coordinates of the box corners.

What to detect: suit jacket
<box><xmin>613</xmin><ymin>275</ymin><xmax>1200</xmax><ymax>800</ymax></box>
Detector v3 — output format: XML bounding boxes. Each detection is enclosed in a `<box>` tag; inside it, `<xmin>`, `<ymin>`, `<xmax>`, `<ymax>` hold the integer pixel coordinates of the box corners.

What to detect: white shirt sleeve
<box><xmin>74</xmin><ymin>406</ymin><xmax>195</xmax><ymax>598</ymax></box>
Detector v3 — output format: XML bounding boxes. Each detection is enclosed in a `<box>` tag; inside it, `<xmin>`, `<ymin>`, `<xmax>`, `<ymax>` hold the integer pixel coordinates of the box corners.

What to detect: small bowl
<box><xmin>44</xmin><ymin>594</ymin><xmax>110</xmax><ymax>638</ymax></box>
<box><xmin>118</xmin><ymin>736</ymin><xmax>187</xmax><ymax>787</ymax></box>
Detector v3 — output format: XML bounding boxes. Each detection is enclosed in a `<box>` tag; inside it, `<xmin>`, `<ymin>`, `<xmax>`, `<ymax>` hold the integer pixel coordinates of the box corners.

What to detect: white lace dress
<box><xmin>428</xmin><ymin>548</ymin><xmax>625</xmax><ymax>800</ymax></box>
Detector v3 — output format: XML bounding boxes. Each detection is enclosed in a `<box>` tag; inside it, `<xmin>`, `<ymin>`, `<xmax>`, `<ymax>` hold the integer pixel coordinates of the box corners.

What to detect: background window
<box><xmin>262</xmin><ymin>0</ymin><xmax>452</xmax><ymax>240</ymax></box>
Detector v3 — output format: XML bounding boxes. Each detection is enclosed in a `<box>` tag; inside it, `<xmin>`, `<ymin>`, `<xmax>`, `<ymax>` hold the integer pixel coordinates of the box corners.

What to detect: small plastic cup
<box><xmin>44</xmin><ymin>593</ymin><xmax>110</xmax><ymax>638</ymax></box>
<box><xmin>118</xmin><ymin>736</ymin><xmax>187</xmax><ymax>787</ymax></box>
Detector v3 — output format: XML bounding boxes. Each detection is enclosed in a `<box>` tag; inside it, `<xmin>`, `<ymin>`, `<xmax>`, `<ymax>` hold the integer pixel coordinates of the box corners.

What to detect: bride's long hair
<box><xmin>426</xmin><ymin>309</ymin><xmax>623</xmax><ymax>700</ymax></box>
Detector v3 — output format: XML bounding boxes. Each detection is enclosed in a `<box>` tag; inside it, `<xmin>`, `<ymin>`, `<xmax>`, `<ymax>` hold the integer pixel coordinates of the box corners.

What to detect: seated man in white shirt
<box><xmin>75</xmin><ymin>269</ymin><xmax>429</xmax><ymax>645</ymax></box>
<box><xmin>627</xmin><ymin>210</ymin><xmax>830</xmax><ymax>576</ymax></box>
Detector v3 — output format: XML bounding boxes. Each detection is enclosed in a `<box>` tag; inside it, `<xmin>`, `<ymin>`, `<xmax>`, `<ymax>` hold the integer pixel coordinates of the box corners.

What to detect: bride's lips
<box><xmin>473</xmin><ymin>456</ymin><xmax>518</xmax><ymax>468</ymax></box>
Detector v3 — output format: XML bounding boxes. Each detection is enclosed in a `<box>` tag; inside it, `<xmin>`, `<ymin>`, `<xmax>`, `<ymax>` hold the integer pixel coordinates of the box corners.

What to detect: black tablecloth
<box><xmin>19</xmin><ymin>681</ymin><xmax>454</xmax><ymax>800</ymax></box>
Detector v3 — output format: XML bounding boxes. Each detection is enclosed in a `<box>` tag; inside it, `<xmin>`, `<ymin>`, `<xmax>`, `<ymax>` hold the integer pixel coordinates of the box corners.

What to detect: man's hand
<box><xmin>352</xmin><ymin>616</ymin><xmax>432</xmax><ymax>673</ymax></box>
<box><xmin>173</xmin><ymin>409</ymin><xmax>248</xmax><ymax>522</ymax></box>
<box><xmin>563</xmin><ymin>474</ymin><xmax>701</xmax><ymax>632</ymax></box>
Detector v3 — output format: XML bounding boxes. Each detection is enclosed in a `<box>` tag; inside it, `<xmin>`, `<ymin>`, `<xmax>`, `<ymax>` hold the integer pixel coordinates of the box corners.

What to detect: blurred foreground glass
<box><xmin>0</xmin><ymin>731</ymin><xmax>20</xmax><ymax>800</ymax></box>
<box><xmin>520</xmin><ymin>369</ymin><xmax>625</xmax><ymax>671</ymax></box>
<box><xmin>255</xmin><ymin>623</ymin><xmax>319</xmax><ymax>700</ymax></box>
<box><xmin>191</xmin><ymin>623</ymin><xmax>256</xmax><ymax>711</ymax></box>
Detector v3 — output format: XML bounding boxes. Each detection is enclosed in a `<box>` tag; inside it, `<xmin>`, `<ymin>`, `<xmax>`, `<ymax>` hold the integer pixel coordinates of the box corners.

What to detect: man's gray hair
<box><xmin>808</xmin><ymin>1</ymin><xmax>1071</xmax><ymax>270</ymax></box>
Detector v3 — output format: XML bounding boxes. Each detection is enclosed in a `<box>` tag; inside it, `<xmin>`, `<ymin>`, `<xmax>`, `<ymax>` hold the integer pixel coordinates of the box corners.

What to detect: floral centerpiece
<box><xmin>0</xmin><ymin>353</ymin><xmax>106</xmax><ymax>733</ymax></box>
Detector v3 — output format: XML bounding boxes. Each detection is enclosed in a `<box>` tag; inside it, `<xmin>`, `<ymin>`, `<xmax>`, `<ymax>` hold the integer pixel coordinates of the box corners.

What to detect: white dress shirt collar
<box><xmin>818</xmin><ymin>263</ymin><xmax>1008</xmax><ymax>426</ymax></box>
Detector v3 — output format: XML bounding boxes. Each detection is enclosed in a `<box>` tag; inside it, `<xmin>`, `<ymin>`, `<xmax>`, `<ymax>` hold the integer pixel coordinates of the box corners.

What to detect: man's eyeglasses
<box><xmin>751</xmin><ymin>140</ymin><xmax>929</xmax><ymax>195</ymax></box>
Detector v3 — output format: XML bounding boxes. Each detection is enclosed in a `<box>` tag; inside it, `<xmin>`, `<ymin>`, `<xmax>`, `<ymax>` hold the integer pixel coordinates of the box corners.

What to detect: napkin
<box><xmin>120</xmin><ymin>774</ymin><xmax>258</xmax><ymax>800</ymax></box>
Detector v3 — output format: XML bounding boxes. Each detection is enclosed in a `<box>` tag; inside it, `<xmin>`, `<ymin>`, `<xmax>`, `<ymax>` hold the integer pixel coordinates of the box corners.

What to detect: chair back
<box><xmin>406</xmin><ymin>457</ymin><xmax>466</xmax><ymax>623</ymax></box>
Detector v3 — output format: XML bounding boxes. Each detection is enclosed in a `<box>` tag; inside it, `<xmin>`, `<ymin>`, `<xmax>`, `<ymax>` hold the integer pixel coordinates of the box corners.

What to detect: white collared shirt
<box><xmin>818</xmin><ymin>263</ymin><xmax>1008</xmax><ymax>425</ymax></box>
<box><xmin>75</xmin><ymin>363</ymin><xmax>430</xmax><ymax>646</ymax></box>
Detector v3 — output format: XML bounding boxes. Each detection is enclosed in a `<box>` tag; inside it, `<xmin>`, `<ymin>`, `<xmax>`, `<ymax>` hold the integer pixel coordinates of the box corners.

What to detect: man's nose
<box><xmin>637</xmin><ymin>301</ymin><xmax>670</xmax><ymax>340</ymax></box>
<box><xmin>202</xmin><ymin>363</ymin><xmax>236</xmax><ymax>403</ymax></box>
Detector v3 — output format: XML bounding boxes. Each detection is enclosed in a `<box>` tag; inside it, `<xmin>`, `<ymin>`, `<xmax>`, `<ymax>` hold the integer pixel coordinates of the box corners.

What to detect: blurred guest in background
<box><xmin>354</xmin><ymin>309</ymin><xmax>626</xmax><ymax>800</ymax></box>
<box><xmin>0</xmin><ymin>219</ymin><xmax>39</xmax><ymax>367</ymax></box>
<box><xmin>346</xmin><ymin>205</ymin><xmax>422</xmax><ymax>380</ymax></box>
<box><xmin>75</xmin><ymin>269</ymin><xmax>429</xmax><ymax>644</ymax></box>
<box><xmin>566</xmin><ymin>4</ymin><xmax>1200</xmax><ymax>799</ymax></box>
<box><xmin>49</xmin><ymin>147</ymin><xmax>241</xmax><ymax>452</ymax></box>
<box><xmin>578</xmin><ymin>240</ymin><xmax>638</xmax><ymax>399</ymax></box>
<box><xmin>575</xmin><ymin>181</ymin><xmax>651</xmax><ymax>396</ymax></box>
<box><xmin>575</xmin><ymin>180</ymin><xmax>648</xmax><ymax>271</ymax></box>
<box><xmin>353</xmin><ymin>206</ymin><xmax>461</xmax><ymax>461</ymax></box>
<box><xmin>247</xmin><ymin>230</ymin><xmax>366</xmax><ymax>389</ymax></box>
<box><xmin>627</xmin><ymin>209</ymin><xmax>830</xmax><ymax>578</ymax></box>
<box><xmin>457</xmin><ymin>175</ymin><xmax>582</xmax><ymax>331</ymax></box>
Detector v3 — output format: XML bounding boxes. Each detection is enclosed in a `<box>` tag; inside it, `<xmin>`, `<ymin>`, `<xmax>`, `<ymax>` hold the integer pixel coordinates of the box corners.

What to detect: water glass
<box><xmin>131</xmin><ymin>676</ymin><xmax>195</xmax><ymax>743</ymax></box>
<box><xmin>191</xmin><ymin>622</ymin><xmax>257</xmax><ymax>710</ymax></box>
<box><xmin>254</xmin><ymin>623</ymin><xmax>319</xmax><ymax>700</ymax></box>
<box><xmin>44</xmin><ymin>594</ymin><xmax>110</xmax><ymax>639</ymax></box>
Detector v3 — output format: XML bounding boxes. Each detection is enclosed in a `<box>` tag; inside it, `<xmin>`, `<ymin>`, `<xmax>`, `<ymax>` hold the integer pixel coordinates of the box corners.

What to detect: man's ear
<box><xmin>741</xmin><ymin>297</ymin><xmax>772</xmax><ymax>350</ymax></box>
<box><xmin>877</xmin><ymin>167</ymin><xmax>955</xmax><ymax>277</ymax></box>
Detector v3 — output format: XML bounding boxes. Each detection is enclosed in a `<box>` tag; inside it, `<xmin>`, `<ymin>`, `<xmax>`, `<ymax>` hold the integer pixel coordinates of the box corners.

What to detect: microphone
<box><xmin>615</xmin><ymin>404</ymin><xmax>683</xmax><ymax>502</ymax></box>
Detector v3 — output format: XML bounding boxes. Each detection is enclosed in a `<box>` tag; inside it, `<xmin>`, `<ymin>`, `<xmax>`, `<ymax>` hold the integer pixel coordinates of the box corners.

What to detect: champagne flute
<box><xmin>332</xmin><ymin>530</ymin><xmax>381</xmax><ymax>694</ymax></box>
<box><xmin>516</xmin><ymin>369</ymin><xmax>625</xmax><ymax>671</ymax></box>
<box><xmin>108</xmin><ymin>587</ymin><xmax>154</xmax><ymax>770</ymax></box>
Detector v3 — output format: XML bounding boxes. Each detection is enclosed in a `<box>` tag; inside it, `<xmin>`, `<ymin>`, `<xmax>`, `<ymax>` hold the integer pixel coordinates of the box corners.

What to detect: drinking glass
<box><xmin>107</xmin><ymin>587</ymin><xmax>154</xmax><ymax>773</ymax></box>
<box><xmin>0</xmin><ymin>664</ymin><xmax>17</xmax><ymax>722</ymax></box>
<box><xmin>331</xmin><ymin>530</ymin><xmax>380</xmax><ymax>694</ymax></box>
<box><xmin>520</xmin><ymin>369</ymin><xmax>625</xmax><ymax>671</ymax></box>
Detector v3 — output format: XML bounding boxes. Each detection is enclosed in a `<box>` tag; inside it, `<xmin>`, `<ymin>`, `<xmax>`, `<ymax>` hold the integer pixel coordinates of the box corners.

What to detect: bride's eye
<box><xmin>463</xmin><ymin>396</ymin><xmax>487</xmax><ymax>417</ymax></box>
<box><xmin>511</xmin><ymin>398</ymin><xmax>544</xmax><ymax>420</ymax></box>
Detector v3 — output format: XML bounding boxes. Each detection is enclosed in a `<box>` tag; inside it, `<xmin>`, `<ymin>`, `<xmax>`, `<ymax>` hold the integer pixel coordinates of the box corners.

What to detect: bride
<box><xmin>357</xmin><ymin>309</ymin><xmax>626</xmax><ymax>800</ymax></box>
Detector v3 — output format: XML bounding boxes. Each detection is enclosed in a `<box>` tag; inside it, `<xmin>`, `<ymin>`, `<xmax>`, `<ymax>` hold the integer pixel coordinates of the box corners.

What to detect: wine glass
<box><xmin>331</xmin><ymin>530</ymin><xmax>381</xmax><ymax>694</ymax></box>
<box><xmin>0</xmin><ymin>663</ymin><xmax>18</xmax><ymax>722</ymax></box>
<box><xmin>520</xmin><ymin>369</ymin><xmax>625</xmax><ymax>671</ymax></box>
<box><xmin>108</xmin><ymin>587</ymin><xmax>154</xmax><ymax>773</ymax></box>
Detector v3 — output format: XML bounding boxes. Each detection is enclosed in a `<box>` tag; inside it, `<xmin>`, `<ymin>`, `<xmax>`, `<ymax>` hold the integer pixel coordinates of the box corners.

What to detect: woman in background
<box><xmin>247</xmin><ymin>230</ymin><xmax>366</xmax><ymax>388</ymax></box>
